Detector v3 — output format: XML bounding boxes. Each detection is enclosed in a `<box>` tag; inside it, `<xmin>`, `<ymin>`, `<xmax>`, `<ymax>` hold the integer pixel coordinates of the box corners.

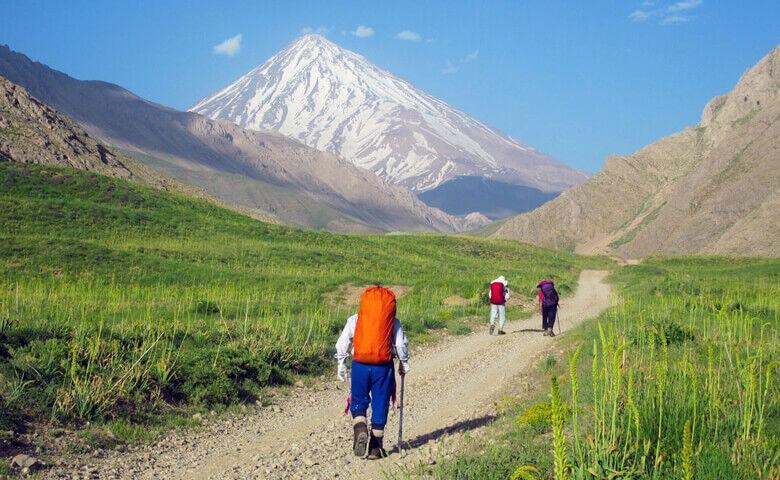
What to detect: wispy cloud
<box><xmin>213</xmin><ymin>34</ymin><xmax>242</xmax><ymax>57</ymax></box>
<box><xmin>300</xmin><ymin>25</ymin><xmax>329</xmax><ymax>35</ymax></box>
<box><xmin>628</xmin><ymin>0</ymin><xmax>702</xmax><ymax>25</ymax></box>
<box><xmin>668</xmin><ymin>0</ymin><xmax>702</xmax><ymax>12</ymax></box>
<box><xmin>396</xmin><ymin>30</ymin><xmax>421</xmax><ymax>41</ymax></box>
<box><xmin>441</xmin><ymin>61</ymin><xmax>459</xmax><ymax>75</ymax></box>
<box><xmin>629</xmin><ymin>9</ymin><xmax>656</xmax><ymax>22</ymax></box>
<box><xmin>441</xmin><ymin>50</ymin><xmax>479</xmax><ymax>75</ymax></box>
<box><xmin>660</xmin><ymin>14</ymin><xmax>689</xmax><ymax>24</ymax></box>
<box><xmin>351</xmin><ymin>25</ymin><xmax>374</xmax><ymax>38</ymax></box>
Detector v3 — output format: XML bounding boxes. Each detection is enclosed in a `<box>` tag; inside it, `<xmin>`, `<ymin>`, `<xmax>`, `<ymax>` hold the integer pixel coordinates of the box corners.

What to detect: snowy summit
<box><xmin>191</xmin><ymin>34</ymin><xmax>585</xmax><ymax>193</ymax></box>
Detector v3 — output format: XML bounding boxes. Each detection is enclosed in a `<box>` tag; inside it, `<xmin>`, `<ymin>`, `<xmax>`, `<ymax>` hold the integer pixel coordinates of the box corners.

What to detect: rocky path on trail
<box><xmin>45</xmin><ymin>270</ymin><xmax>611</xmax><ymax>480</ymax></box>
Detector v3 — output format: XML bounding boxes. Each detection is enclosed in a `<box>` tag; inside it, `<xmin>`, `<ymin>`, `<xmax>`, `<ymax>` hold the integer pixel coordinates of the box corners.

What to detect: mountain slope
<box><xmin>492</xmin><ymin>44</ymin><xmax>780</xmax><ymax>258</ymax></box>
<box><xmin>0</xmin><ymin>74</ymin><xmax>214</xmax><ymax>198</ymax></box>
<box><xmin>191</xmin><ymin>34</ymin><xmax>586</xmax><ymax>200</ymax></box>
<box><xmin>0</xmin><ymin>44</ymin><xmax>474</xmax><ymax>233</ymax></box>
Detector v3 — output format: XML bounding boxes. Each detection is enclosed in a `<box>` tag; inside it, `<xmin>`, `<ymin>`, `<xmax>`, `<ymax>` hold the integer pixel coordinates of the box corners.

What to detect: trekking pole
<box><xmin>556</xmin><ymin>307</ymin><xmax>562</xmax><ymax>335</ymax></box>
<box><xmin>397</xmin><ymin>372</ymin><xmax>405</xmax><ymax>455</ymax></box>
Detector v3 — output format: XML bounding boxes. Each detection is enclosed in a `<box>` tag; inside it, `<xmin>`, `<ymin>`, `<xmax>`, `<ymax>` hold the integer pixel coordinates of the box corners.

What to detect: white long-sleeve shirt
<box><xmin>335</xmin><ymin>314</ymin><xmax>410</xmax><ymax>369</ymax></box>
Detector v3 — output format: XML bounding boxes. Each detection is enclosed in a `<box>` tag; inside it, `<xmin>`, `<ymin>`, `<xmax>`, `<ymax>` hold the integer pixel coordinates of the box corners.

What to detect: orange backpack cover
<box><xmin>353</xmin><ymin>286</ymin><xmax>397</xmax><ymax>364</ymax></box>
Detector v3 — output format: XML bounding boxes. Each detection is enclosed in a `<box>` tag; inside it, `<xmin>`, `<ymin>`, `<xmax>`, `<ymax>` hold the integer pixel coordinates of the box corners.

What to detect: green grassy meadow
<box><xmin>0</xmin><ymin>161</ymin><xmax>606</xmax><ymax>434</ymax></box>
<box><xmin>432</xmin><ymin>257</ymin><xmax>779</xmax><ymax>479</ymax></box>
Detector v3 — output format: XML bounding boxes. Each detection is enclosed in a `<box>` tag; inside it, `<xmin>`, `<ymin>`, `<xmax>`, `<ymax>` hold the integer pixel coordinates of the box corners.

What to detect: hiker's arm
<box><xmin>393</xmin><ymin>319</ymin><xmax>410</xmax><ymax>374</ymax></box>
<box><xmin>334</xmin><ymin>314</ymin><xmax>357</xmax><ymax>377</ymax></box>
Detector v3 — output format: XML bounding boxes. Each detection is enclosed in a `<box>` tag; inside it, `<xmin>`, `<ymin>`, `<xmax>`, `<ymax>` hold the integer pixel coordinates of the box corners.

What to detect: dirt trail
<box><xmin>48</xmin><ymin>270</ymin><xmax>610</xmax><ymax>480</ymax></box>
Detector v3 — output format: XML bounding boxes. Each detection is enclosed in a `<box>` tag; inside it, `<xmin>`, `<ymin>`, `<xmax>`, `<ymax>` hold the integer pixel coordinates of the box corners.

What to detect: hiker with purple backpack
<box><xmin>537</xmin><ymin>278</ymin><xmax>559</xmax><ymax>337</ymax></box>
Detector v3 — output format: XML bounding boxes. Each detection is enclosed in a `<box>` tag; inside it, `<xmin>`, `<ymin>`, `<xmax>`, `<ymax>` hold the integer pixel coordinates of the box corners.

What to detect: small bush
<box><xmin>517</xmin><ymin>400</ymin><xmax>571</xmax><ymax>434</ymax></box>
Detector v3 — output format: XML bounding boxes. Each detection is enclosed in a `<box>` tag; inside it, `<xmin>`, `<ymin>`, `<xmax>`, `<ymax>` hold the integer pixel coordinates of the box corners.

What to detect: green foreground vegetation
<box><xmin>0</xmin><ymin>161</ymin><xmax>606</xmax><ymax>435</ymax></box>
<box><xmin>433</xmin><ymin>257</ymin><xmax>779</xmax><ymax>479</ymax></box>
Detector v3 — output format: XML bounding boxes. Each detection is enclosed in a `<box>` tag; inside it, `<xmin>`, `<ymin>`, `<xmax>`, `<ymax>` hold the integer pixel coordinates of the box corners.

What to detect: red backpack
<box><xmin>490</xmin><ymin>282</ymin><xmax>505</xmax><ymax>305</ymax></box>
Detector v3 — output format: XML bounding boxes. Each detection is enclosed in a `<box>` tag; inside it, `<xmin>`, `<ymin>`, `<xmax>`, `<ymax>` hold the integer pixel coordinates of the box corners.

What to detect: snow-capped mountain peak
<box><xmin>191</xmin><ymin>34</ymin><xmax>585</xmax><ymax>192</ymax></box>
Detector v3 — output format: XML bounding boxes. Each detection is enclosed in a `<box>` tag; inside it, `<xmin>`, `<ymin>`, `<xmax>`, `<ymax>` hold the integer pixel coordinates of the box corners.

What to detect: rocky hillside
<box><xmin>0</xmin><ymin>75</ymin><xmax>197</xmax><ymax>193</ymax></box>
<box><xmin>492</xmin><ymin>45</ymin><xmax>780</xmax><ymax>258</ymax></box>
<box><xmin>0</xmin><ymin>45</ymin><xmax>480</xmax><ymax>233</ymax></box>
<box><xmin>2</xmin><ymin>75</ymin><xmax>133</xmax><ymax>177</ymax></box>
<box><xmin>192</xmin><ymin>35</ymin><xmax>585</xmax><ymax>200</ymax></box>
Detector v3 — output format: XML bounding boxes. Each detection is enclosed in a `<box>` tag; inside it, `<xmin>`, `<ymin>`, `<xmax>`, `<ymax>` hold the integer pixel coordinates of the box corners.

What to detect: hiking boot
<box><xmin>547</xmin><ymin>328</ymin><xmax>556</xmax><ymax>337</ymax></box>
<box><xmin>542</xmin><ymin>328</ymin><xmax>550</xmax><ymax>336</ymax></box>
<box><xmin>497</xmin><ymin>329</ymin><xmax>506</xmax><ymax>335</ymax></box>
<box><xmin>367</xmin><ymin>433</ymin><xmax>387</xmax><ymax>460</ymax></box>
<box><xmin>353</xmin><ymin>421</ymin><xmax>369</xmax><ymax>457</ymax></box>
<box><xmin>489</xmin><ymin>323</ymin><xmax>495</xmax><ymax>335</ymax></box>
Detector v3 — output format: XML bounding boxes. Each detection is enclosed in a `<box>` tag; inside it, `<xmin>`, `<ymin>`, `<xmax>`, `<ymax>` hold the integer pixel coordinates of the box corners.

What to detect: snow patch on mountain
<box><xmin>191</xmin><ymin>34</ymin><xmax>586</xmax><ymax>192</ymax></box>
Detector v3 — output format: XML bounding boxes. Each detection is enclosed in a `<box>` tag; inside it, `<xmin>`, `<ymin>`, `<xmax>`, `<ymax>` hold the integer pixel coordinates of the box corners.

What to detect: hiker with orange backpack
<box><xmin>335</xmin><ymin>286</ymin><xmax>410</xmax><ymax>460</ymax></box>
<box><xmin>537</xmin><ymin>278</ymin><xmax>559</xmax><ymax>336</ymax></box>
<box><xmin>488</xmin><ymin>276</ymin><xmax>510</xmax><ymax>335</ymax></box>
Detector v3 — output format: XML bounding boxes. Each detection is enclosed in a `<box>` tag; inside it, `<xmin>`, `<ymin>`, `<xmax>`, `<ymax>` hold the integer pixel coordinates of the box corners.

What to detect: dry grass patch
<box><xmin>323</xmin><ymin>283</ymin><xmax>412</xmax><ymax>308</ymax></box>
<box><xmin>442</xmin><ymin>295</ymin><xmax>472</xmax><ymax>306</ymax></box>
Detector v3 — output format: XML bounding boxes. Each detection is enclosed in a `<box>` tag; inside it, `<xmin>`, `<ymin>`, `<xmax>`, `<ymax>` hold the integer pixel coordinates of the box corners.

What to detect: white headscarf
<box><xmin>492</xmin><ymin>275</ymin><xmax>508</xmax><ymax>286</ymax></box>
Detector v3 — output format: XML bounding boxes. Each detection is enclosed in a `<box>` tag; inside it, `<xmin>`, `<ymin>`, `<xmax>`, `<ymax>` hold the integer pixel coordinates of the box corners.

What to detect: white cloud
<box><xmin>301</xmin><ymin>25</ymin><xmax>329</xmax><ymax>35</ymax></box>
<box><xmin>441</xmin><ymin>61</ymin><xmax>459</xmax><ymax>75</ymax></box>
<box><xmin>213</xmin><ymin>34</ymin><xmax>242</xmax><ymax>57</ymax></box>
<box><xmin>660</xmin><ymin>14</ymin><xmax>690</xmax><ymax>24</ymax></box>
<box><xmin>629</xmin><ymin>0</ymin><xmax>702</xmax><ymax>24</ymax></box>
<box><xmin>396</xmin><ymin>30</ymin><xmax>421</xmax><ymax>41</ymax></box>
<box><xmin>441</xmin><ymin>49</ymin><xmax>480</xmax><ymax>75</ymax></box>
<box><xmin>668</xmin><ymin>0</ymin><xmax>702</xmax><ymax>12</ymax></box>
<box><xmin>629</xmin><ymin>9</ymin><xmax>655</xmax><ymax>21</ymax></box>
<box><xmin>351</xmin><ymin>25</ymin><xmax>374</xmax><ymax>38</ymax></box>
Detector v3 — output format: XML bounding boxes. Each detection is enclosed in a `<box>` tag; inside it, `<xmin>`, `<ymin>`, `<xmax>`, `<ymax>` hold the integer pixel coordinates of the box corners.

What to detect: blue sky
<box><xmin>1</xmin><ymin>1</ymin><xmax>778</xmax><ymax>173</ymax></box>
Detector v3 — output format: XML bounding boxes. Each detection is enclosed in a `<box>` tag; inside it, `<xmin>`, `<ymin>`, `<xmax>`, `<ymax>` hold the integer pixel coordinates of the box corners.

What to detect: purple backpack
<box><xmin>539</xmin><ymin>280</ymin><xmax>559</xmax><ymax>307</ymax></box>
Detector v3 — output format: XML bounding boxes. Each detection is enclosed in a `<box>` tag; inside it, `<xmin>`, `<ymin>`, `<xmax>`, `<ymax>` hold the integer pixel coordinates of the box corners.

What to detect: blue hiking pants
<box><xmin>350</xmin><ymin>360</ymin><xmax>395</xmax><ymax>430</ymax></box>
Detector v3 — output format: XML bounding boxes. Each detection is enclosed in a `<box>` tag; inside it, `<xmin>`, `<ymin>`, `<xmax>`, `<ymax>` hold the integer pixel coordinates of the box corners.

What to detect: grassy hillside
<box><xmin>432</xmin><ymin>257</ymin><xmax>779</xmax><ymax>479</ymax></box>
<box><xmin>0</xmin><ymin>161</ymin><xmax>606</xmax><ymax>433</ymax></box>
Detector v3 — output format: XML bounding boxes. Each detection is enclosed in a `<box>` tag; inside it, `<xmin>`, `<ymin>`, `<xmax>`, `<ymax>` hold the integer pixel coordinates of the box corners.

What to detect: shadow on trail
<box><xmin>394</xmin><ymin>413</ymin><xmax>497</xmax><ymax>453</ymax></box>
<box><xmin>511</xmin><ymin>328</ymin><xmax>545</xmax><ymax>334</ymax></box>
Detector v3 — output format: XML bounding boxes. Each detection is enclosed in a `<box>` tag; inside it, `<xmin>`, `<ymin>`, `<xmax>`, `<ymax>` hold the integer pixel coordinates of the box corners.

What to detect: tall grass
<box><xmin>434</xmin><ymin>257</ymin><xmax>777</xmax><ymax>480</ymax></box>
<box><xmin>544</xmin><ymin>258</ymin><xmax>779</xmax><ymax>479</ymax></box>
<box><xmin>0</xmin><ymin>162</ymin><xmax>605</xmax><ymax>429</ymax></box>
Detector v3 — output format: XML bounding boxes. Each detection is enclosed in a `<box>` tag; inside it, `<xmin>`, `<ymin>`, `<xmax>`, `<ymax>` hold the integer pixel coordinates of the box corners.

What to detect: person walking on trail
<box><xmin>537</xmin><ymin>278</ymin><xmax>559</xmax><ymax>337</ymax></box>
<box><xmin>335</xmin><ymin>286</ymin><xmax>410</xmax><ymax>460</ymax></box>
<box><xmin>488</xmin><ymin>276</ymin><xmax>510</xmax><ymax>335</ymax></box>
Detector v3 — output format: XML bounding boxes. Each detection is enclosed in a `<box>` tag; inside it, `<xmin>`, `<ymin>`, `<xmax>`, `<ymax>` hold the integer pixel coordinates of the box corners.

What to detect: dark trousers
<box><xmin>542</xmin><ymin>305</ymin><xmax>557</xmax><ymax>330</ymax></box>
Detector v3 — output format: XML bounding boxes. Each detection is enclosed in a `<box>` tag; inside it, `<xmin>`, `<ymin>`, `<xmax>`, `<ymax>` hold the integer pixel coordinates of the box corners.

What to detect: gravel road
<box><xmin>45</xmin><ymin>270</ymin><xmax>610</xmax><ymax>480</ymax></box>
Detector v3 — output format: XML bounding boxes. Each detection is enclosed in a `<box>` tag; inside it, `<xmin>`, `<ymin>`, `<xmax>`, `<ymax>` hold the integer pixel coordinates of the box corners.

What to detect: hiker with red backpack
<box><xmin>335</xmin><ymin>286</ymin><xmax>410</xmax><ymax>460</ymax></box>
<box><xmin>488</xmin><ymin>276</ymin><xmax>510</xmax><ymax>335</ymax></box>
<box><xmin>537</xmin><ymin>278</ymin><xmax>559</xmax><ymax>336</ymax></box>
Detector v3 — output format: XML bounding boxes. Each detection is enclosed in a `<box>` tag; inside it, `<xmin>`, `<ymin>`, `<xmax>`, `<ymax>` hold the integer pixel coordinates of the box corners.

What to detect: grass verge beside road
<box><xmin>429</xmin><ymin>257</ymin><xmax>779</xmax><ymax>479</ymax></box>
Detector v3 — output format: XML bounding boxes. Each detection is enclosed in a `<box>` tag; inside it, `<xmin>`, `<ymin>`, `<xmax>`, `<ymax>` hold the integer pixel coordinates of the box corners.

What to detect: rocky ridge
<box><xmin>492</xmin><ymin>45</ymin><xmax>780</xmax><ymax>257</ymax></box>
